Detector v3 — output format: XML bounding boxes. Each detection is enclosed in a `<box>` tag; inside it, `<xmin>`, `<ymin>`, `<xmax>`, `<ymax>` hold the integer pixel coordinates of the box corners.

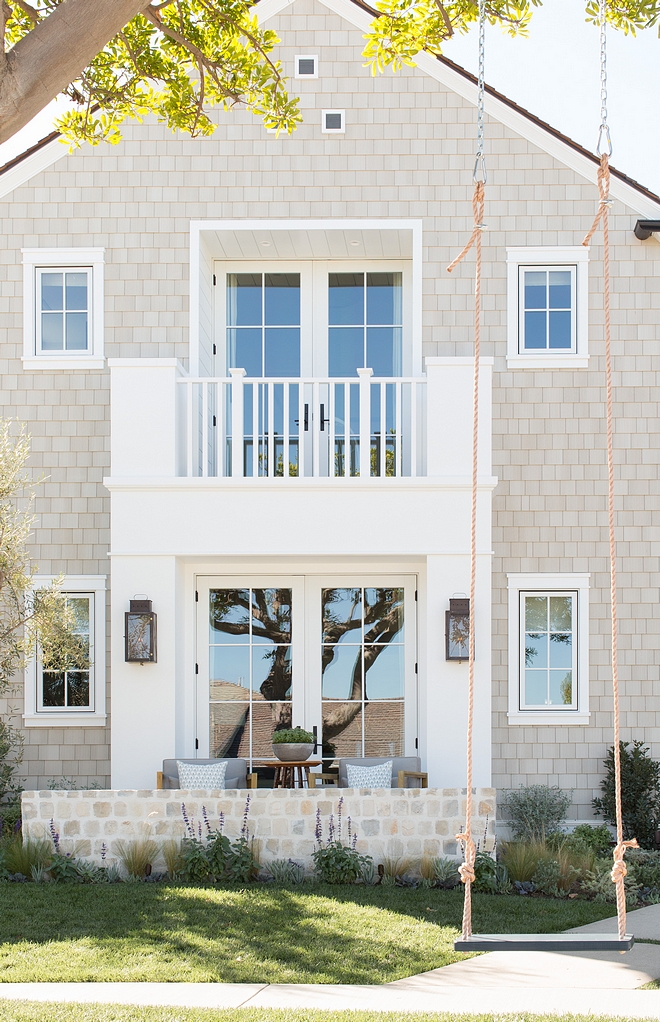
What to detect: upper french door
<box><xmin>195</xmin><ymin>575</ymin><xmax>417</xmax><ymax>766</ymax></box>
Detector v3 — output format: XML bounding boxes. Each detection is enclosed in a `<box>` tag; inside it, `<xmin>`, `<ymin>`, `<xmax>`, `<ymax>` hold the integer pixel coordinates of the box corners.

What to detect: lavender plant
<box><xmin>312</xmin><ymin>799</ymin><xmax>372</xmax><ymax>884</ymax></box>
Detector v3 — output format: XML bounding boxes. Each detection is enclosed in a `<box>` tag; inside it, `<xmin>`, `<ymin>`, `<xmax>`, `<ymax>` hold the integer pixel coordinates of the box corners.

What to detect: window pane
<box><xmin>252</xmin><ymin>646</ymin><xmax>291</xmax><ymax>701</ymax></box>
<box><xmin>251</xmin><ymin>589</ymin><xmax>292</xmax><ymax>644</ymax></box>
<box><xmin>322</xmin><ymin>645</ymin><xmax>362</xmax><ymax>700</ymax></box>
<box><xmin>364</xmin><ymin>644</ymin><xmax>404</xmax><ymax>699</ymax></box>
<box><xmin>68</xmin><ymin>597</ymin><xmax>90</xmax><ymax>632</ymax></box>
<box><xmin>252</xmin><ymin>701</ymin><xmax>292</xmax><ymax>757</ymax></box>
<box><xmin>67</xmin><ymin>672</ymin><xmax>90</xmax><ymax>707</ymax></box>
<box><xmin>209</xmin><ymin>589</ymin><xmax>250</xmax><ymax>641</ymax></box>
<box><xmin>524</xmin><ymin>271</ymin><xmax>547</xmax><ymax>309</ymax></box>
<box><xmin>329</xmin><ymin>273</ymin><xmax>364</xmax><ymax>325</ymax></box>
<box><xmin>227</xmin><ymin>273</ymin><xmax>262</xmax><ymax>326</ymax></box>
<box><xmin>265</xmin><ymin>274</ymin><xmax>300</xmax><ymax>325</ymax></box>
<box><xmin>550</xmin><ymin>596</ymin><xmax>572</xmax><ymax>631</ymax></box>
<box><xmin>525</xmin><ymin>632</ymin><xmax>547</xmax><ymax>668</ymax></box>
<box><xmin>41</xmin><ymin>273</ymin><xmax>63</xmax><ymax>311</ymax></box>
<box><xmin>228</xmin><ymin>328</ymin><xmax>262</xmax><ymax>377</ymax></box>
<box><xmin>210</xmin><ymin>646</ymin><xmax>250</xmax><ymax>700</ymax></box>
<box><xmin>209</xmin><ymin>701</ymin><xmax>249</xmax><ymax>758</ymax></box>
<box><xmin>323</xmin><ymin>701</ymin><xmax>362</xmax><ymax>759</ymax></box>
<box><xmin>550</xmin><ymin>671</ymin><xmax>572</xmax><ymax>705</ymax></box>
<box><xmin>65</xmin><ymin>272</ymin><xmax>88</xmax><ymax>311</ymax></box>
<box><xmin>549</xmin><ymin>311</ymin><xmax>571</xmax><ymax>349</ymax></box>
<box><xmin>41</xmin><ymin>313</ymin><xmax>63</xmax><ymax>350</ymax></box>
<box><xmin>525</xmin><ymin>596</ymin><xmax>547</xmax><ymax>631</ymax></box>
<box><xmin>366</xmin><ymin>272</ymin><xmax>402</xmax><ymax>325</ymax></box>
<box><xmin>524</xmin><ymin>310</ymin><xmax>547</xmax><ymax>349</ymax></box>
<box><xmin>322</xmin><ymin>587</ymin><xmax>362</xmax><ymax>643</ymax></box>
<box><xmin>364</xmin><ymin>701</ymin><xmax>403</xmax><ymax>758</ymax></box>
<box><xmin>65</xmin><ymin>312</ymin><xmax>88</xmax><ymax>350</ymax></box>
<box><xmin>550</xmin><ymin>633</ymin><xmax>572</xmax><ymax>669</ymax></box>
<box><xmin>366</xmin><ymin>327</ymin><xmax>402</xmax><ymax>376</ymax></box>
<box><xmin>43</xmin><ymin>672</ymin><xmax>65</xmax><ymax>707</ymax></box>
<box><xmin>364</xmin><ymin>587</ymin><xmax>404</xmax><ymax>643</ymax></box>
<box><xmin>549</xmin><ymin>270</ymin><xmax>572</xmax><ymax>309</ymax></box>
<box><xmin>525</xmin><ymin>671</ymin><xmax>546</xmax><ymax>706</ymax></box>
<box><xmin>329</xmin><ymin>327</ymin><xmax>363</xmax><ymax>376</ymax></box>
<box><xmin>264</xmin><ymin>327</ymin><xmax>300</xmax><ymax>377</ymax></box>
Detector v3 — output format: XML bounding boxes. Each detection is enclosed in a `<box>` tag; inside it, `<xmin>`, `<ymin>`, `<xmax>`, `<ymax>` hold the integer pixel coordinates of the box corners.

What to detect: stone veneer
<box><xmin>22</xmin><ymin>787</ymin><xmax>495</xmax><ymax>869</ymax></box>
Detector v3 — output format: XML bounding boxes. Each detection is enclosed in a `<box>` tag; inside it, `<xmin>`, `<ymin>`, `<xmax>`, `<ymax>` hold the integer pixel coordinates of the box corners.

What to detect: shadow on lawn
<box><xmin>0</xmin><ymin>884</ymin><xmax>616</xmax><ymax>985</ymax></box>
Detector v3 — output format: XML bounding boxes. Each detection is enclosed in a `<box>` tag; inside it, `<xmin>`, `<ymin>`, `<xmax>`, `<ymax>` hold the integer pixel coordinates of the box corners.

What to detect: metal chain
<box><xmin>597</xmin><ymin>0</ymin><xmax>612</xmax><ymax>156</ymax></box>
<box><xmin>473</xmin><ymin>0</ymin><xmax>487</xmax><ymax>183</ymax></box>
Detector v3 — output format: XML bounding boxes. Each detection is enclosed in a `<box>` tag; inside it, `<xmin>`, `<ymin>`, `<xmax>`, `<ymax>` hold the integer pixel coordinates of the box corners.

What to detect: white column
<box><xmin>425</xmin><ymin>357</ymin><xmax>493</xmax><ymax>478</ymax></box>
<box><xmin>109</xmin><ymin>359</ymin><xmax>184</xmax><ymax>477</ymax></box>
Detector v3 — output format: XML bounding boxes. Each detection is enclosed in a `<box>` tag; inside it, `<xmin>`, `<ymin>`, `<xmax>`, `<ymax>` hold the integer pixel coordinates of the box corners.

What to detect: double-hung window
<box><xmin>39</xmin><ymin>594</ymin><xmax>93</xmax><ymax>711</ymax></box>
<box><xmin>506</xmin><ymin>247</ymin><xmax>589</xmax><ymax>368</ymax></box>
<box><xmin>22</xmin><ymin>248</ymin><xmax>105</xmax><ymax>369</ymax></box>
<box><xmin>507</xmin><ymin>573</ymin><xmax>590</xmax><ymax>725</ymax></box>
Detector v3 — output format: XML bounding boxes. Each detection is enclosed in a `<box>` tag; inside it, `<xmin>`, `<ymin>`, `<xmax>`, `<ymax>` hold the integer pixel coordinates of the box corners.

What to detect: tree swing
<box><xmin>450</xmin><ymin>0</ymin><xmax>636</xmax><ymax>953</ymax></box>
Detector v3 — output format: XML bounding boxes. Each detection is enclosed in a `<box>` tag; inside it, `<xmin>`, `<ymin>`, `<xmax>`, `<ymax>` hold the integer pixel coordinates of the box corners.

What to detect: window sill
<box><xmin>23</xmin><ymin>713</ymin><xmax>107</xmax><ymax>728</ymax></box>
<box><xmin>22</xmin><ymin>356</ymin><xmax>106</xmax><ymax>371</ymax></box>
<box><xmin>506</xmin><ymin>355</ymin><xmax>589</xmax><ymax>370</ymax></box>
<box><xmin>507</xmin><ymin>711</ymin><xmax>590</xmax><ymax>726</ymax></box>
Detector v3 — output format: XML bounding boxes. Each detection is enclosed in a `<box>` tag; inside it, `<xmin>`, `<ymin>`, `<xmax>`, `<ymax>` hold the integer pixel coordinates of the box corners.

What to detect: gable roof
<box><xmin>2</xmin><ymin>0</ymin><xmax>659</xmax><ymax>216</ymax></box>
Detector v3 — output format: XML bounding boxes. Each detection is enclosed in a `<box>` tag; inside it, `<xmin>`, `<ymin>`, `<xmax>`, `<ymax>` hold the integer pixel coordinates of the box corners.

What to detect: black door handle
<box><xmin>320</xmin><ymin>403</ymin><xmax>330</xmax><ymax>432</ymax></box>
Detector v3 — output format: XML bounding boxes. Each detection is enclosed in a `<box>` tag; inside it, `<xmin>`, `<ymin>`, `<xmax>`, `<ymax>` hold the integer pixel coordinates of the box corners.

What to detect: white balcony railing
<box><xmin>177</xmin><ymin>369</ymin><xmax>427</xmax><ymax>479</ymax></box>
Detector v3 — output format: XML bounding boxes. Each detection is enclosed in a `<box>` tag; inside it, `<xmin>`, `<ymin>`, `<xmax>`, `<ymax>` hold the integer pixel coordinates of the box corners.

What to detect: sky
<box><xmin>0</xmin><ymin>1</ymin><xmax>658</xmax><ymax>194</ymax></box>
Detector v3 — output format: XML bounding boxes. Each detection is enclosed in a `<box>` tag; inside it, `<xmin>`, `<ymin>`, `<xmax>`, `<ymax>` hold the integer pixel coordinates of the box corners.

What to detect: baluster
<box><xmin>201</xmin><ymin>382</ymin><xmax>209</xmax><ymax>478</ymax></box>
<box><xmin>357</xmin><ymin>368</ymin><xmax>373</xmax><ymax>478</ymax></box>
<box><xmin>380</xmin><ymin>381</ymin><xmax>386</xmax><ymax>478</ymax></box>
<box><xmin>283</xmin><ymin>383</ymin><xmax>290</xmax><ymax>478</ymax></box>
<box><xmin>312</xmin><ymin>380</ymin><xmax>320</xmax><ymax>478</ymax></box>
<box><xmin>395</xmin><ymin>381</ymin><xmax>403</xmax><ymax>478</ymax></box>
<box><xmin>230</xmin><ymin>368</ymin><xmax>245</xmax><ymax>478</ymax></box>
<box><xmin>185</xmin><ymin>380</ymin><xmax>195</xmax><ymax>477</ymax></box>
<box><xmin>410</xmin><ymin>380</ymin><xmax>418</xmax><ymax>478</ymax></box>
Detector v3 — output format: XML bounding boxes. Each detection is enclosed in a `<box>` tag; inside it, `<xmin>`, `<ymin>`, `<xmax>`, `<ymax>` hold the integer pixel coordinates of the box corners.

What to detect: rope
<box><xmin>448</xmin><ymin>179</ymin><xmax>484</xmax><ymax>940</ymax></box>
<box><xmin>582</xmin><ymin>152</ymin><xmax>638</xmax><ymax>942</ymax></box>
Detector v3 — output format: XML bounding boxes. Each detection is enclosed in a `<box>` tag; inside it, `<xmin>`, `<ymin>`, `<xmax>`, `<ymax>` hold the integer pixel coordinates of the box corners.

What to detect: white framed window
<box><xmin>24</xmin><ymin>576</ymin><xmax>107</xmax><ymax>727</ymax></box>
<box><xmin>322</xmin><ymin>110</ymin><xmax>344</xmax><ymax>133</ymax></box>
<box><xmin>506</xmin><ymin>247</ymin><xmax>588</xmax><ymax>368</ymax></box>
<box><xmin>22</xmin><ymin>248</ymin><xmax>105</xmax><ymax>369</ymax></box>
<box><xmin>295</xmin><ymin>55</ymin><xmax>318</xmax><ymax>78</ymax></box>
<box><xmin>507</xmin><ymin>573</ymin><xmax>590</xmax><ymax>725</ymax></box>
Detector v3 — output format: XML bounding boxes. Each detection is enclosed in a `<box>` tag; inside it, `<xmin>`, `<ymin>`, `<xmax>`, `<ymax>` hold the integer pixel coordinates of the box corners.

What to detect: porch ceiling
<box><xmin>200</xmin><ymin>226</ymin><xmax>414</xmax><ymax>261</ymax></box>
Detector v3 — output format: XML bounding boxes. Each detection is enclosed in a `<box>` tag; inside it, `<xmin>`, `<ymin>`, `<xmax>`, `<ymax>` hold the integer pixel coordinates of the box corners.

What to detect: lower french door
<box><xmin>195</xmin><ymin>575</ymin><xmax>417</xmax><ymax>766</ymax></box>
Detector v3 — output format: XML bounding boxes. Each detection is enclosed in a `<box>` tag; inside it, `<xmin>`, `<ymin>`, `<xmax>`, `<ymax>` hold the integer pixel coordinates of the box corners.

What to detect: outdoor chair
<box><xmin>156</xmin><ymin>758</ymin><xmax>257</xmax><ymax>789</ymax></box>
<box><xmin>309</xmin><ymin>756</ymin><xmax>428</xmax><ymax>789</ymax></box>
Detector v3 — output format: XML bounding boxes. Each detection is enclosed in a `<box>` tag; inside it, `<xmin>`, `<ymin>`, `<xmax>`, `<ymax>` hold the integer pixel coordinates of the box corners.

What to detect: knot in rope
<box><xmin>447</xmin><ymin>181</ymin><xmax>486</xmax><ymax>273</ymax></box>
<box><xmin>582</xmin><ymin>153</ymin><xmax>611</xmax><ymax>248</ymax></box>
<box><xmin>455</xmin><ymin>833</ymin><xmax>476</xmax><ymax>885</ymax></box>
<box><xmin>611</xmin><ymin>839</ymin><xmax>639</xmax><ymax>886</ymax></box>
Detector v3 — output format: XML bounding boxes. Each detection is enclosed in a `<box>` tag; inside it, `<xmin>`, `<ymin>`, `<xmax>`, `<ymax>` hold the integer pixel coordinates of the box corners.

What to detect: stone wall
<box><xmin>22</xmin><ymin>787</ymin><xmax>496</xmax><ymax>870</ymax></box>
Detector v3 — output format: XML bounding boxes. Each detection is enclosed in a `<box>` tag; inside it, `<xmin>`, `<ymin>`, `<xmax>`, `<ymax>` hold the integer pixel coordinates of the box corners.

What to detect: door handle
<box><xmin>295</xmin><ymin>404</ymin><xmax>309</xmax><ymax>431</ymax></box>
<box><xmin>320</xmin><ymin>403</ymin><xmax>330</xmax><ymax>432</ymax></box>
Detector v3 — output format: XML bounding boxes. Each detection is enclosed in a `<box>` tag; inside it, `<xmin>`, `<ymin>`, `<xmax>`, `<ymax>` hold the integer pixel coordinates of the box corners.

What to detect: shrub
<box><xmin>563</xmin><ymin>823</ymin><xmax>613</xmax><ymax>855</ymax></box>
<box><xmin>178</xmin><ymin>799</ymin><xmax>259</xmax><ymax>883</ymax></box>
<box><xmin>162</xmin><ymin>838</ymin><xmax>183</xmax><ymax>878</ymax></box>
<box><xmin>271</xmin><ymin>727</ymin><xmax>314</xmax><ymax>744</ymax></box>
<box><xmin>430</xmin><ymin>856</ymin><xmax>461</xmax><ymax>889</ymax></box>
<box><xmin>312</xmin><ymin>799</ymin><xmax>372</xmax><ymax>884</ymax></box>
<box><xmin>473</xmin><ymin>851</ymin><xmax>511</xmax><ymax>894</ymax></box>
<box><xmin>592</xmin><ymin>740</ymin><xmax>660</xmax><ymax>849</ymax></box>
<box><xmin>266</xmin><ymin>858</ymin><xmax>306</xmax><ymax>884</ymax></box>
<box><xmin>501</xmin><ymin>784</ymin><xmax>572</xmax><ymax>841</ymax></box>
<box><xmin>499</xmin><ymin>841</ymin><xmax>542</xmax><ymax>883</ymax></box>
<box><xmin>381</xmin><ymin>854</ymin><xmax>413</xmax><ymax>879</ymax></box>
<box><xmin>531</xmin><ymin>858</ymin><xmax>563</xmax><ymax>898</ymax></box>
<box><xmin>579</xmin><ymin>858</ymin><xmax>641</xmax><ymax>907</ymax></box>
<box><xmin>2</xmin><ymin>834</ymin><xmax>51</xmax><ymax>876</ymax></box>
<box><xmin>114</xmin><ymin>837</ymin><xmax>160</xmax><ymax>879</ymax></box>
<box><xmin>626</xmin><ymin>849</ymin><xmax>660</xmax><ymax>892</ymax></box>
<box><xmin>500</xmin><ymin>838</ymin><xmax>594</xmax><ymax>892</ymax></box>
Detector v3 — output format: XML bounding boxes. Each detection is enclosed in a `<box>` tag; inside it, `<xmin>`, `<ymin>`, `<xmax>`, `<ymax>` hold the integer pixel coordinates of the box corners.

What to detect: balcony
<box><xmin>108</xmin><ymin>357</ymin><xmax>492</xmax><ymax>485</ymax></box>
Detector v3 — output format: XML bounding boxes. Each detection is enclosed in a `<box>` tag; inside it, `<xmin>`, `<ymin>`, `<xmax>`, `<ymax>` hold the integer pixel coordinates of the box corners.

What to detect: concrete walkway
<box><xmin>1</xmin><ymin>904</ymin><xmax>660</xmax><ymax>1017</ymax></box>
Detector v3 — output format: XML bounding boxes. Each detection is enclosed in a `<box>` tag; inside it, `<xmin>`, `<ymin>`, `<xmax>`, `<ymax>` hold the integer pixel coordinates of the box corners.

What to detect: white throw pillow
<box><xmin>345</xmin><ymin>760</ymin><xmax>392</xmax><ymax>788</ymax></box>
<box><xmin>176</xmin><ymin>760</ymin><xmax>228</xmax><ymax>789</ymax></box>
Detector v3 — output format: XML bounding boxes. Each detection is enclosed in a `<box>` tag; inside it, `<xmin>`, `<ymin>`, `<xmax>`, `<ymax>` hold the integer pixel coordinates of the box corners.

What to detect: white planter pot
<box><xmin>272</xmin><ymin>743</ymin><xmax>314</xmax><ymax>762</ymax></box>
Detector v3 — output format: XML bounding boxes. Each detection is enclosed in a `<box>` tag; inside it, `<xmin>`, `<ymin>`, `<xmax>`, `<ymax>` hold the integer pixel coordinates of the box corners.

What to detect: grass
<box><xmin>0</xmin><ymin>883</ymin><xmax>616</xmax><ymax>984</ymax></box>
<box><xmin>0</xmin><ymin>1008</ymin><xmax>653</xmax><ymax>1022</ymax></box>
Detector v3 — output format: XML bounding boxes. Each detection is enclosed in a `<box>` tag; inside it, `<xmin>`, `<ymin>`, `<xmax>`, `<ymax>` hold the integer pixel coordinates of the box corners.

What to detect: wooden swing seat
<box><xmin>454</xmin><ymin>932</ymin><xmax>634</xmax><ymax>952</ymax></box>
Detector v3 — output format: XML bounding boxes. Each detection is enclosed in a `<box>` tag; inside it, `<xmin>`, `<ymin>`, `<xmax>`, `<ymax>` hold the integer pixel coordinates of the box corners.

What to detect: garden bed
<box><xmin>0</xmin><ymin>884</ymin><xmax>616</xmax><ymax>984</ymax></box>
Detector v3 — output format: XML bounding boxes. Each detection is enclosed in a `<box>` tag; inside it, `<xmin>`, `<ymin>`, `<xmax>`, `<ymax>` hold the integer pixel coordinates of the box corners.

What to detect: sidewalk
<box><xmin>0</xmin><ymin>905</ymin><xmax>658</xmax><ymax>1017</ymax></box>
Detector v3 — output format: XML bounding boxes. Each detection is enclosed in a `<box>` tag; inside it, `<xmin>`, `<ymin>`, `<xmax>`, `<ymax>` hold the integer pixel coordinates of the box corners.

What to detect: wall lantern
<box><xmin>125</xmin><ymin>598</ymin><xmax>157</xmax><ymax>663</ymax></box>
<box><xmin>445</xmin><ymin>597</ymin><xmax>470</xmax><ymax>662</ymax></box>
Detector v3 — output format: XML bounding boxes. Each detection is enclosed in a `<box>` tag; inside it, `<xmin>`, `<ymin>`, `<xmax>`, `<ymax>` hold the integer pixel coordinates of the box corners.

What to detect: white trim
<box><xmin>506</xmin><ymin>247</ymin><xmax>589</xmax><ymax>368</ymax></box>
<box><xmin>295</xmin><ymin>55</ymin><xmax>318</xmax><ymax>79</ymax></box>
<box><xmin>507</xmin><ymin>572</ymin><xmax>590</xmax><ymax>726</ymax></box>
<box><xmin>322</xmin><ymin>110</ymin><xmax>345</xmax><ymax>133</ymax></box>
<box><xmin>22</xmin><ymin>248</ymin><xmax>105</xmax><ymax>366</ymax></box>
<box><xmin>0</xmin><ymin>137</ymin><xmax>67</xmax><ymax>200</ymax></box>
<box><xmin>23</xmin><ymin>575</ymin><xmax>107</xmax><ymax>728</ymax></box>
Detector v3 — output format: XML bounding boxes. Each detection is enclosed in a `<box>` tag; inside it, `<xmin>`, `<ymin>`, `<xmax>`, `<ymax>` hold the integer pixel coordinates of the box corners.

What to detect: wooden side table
<box><xmin>253</xmin><ymin>760</ymin><xmax>321</xmax><ymax>789</ymax></box>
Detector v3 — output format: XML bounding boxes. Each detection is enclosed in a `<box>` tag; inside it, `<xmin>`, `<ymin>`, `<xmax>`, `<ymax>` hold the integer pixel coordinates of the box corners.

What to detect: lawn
<box><xmin>0</xmin><ymin>1008</ymin><xmax>652</xmax><ymax>1022</ymax></box>
<box><xmin>0</xmin><ymin>884</ymin><xmax>616</xmax><ymax>984</ymax></box>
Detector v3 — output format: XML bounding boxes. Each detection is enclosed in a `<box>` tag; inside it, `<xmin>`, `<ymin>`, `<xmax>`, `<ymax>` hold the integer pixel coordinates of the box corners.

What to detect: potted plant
<box><xmin>272</xmin><ymin>727</ymin><xmax>315</xmax><ymax>762</ymax></box>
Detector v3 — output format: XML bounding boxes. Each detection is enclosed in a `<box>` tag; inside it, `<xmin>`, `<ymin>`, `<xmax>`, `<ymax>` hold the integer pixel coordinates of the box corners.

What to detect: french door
<box><xmin>195</xmin><ymin>575</ymin><xmax>417</xmax><ymax>766</ymax></box>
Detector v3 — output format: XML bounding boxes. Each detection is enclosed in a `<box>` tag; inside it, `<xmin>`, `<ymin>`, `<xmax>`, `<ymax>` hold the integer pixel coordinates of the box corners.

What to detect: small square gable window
<box><xmin>322</xmin><ymin>110</ymin><xmax>345</xmax><ymax>133</ymax></box>
<box><xmin>295</xmin><ymin>55</ymin><xmax>318</xmax><ymax>78</ymax></box>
